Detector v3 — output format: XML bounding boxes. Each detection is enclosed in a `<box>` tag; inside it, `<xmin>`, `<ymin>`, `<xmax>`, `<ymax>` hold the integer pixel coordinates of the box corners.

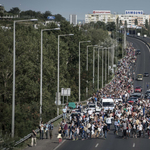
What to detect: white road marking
<box><xmin>53</xmin><ymin>139</ymin><xmax>66</xmax><ymax>150</ymax></box>
<box><xmin>95</xmin><ymin>143</ymin><xmax>99</xmax><ymax>148</ymax></box>
<box><xmin>133</xmin><ymin>143</ymin><xmax>135</xmax><ymax>147</ymax></box>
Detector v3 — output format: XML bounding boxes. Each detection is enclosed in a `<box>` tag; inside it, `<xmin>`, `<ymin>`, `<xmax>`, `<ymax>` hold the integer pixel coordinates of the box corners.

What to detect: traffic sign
<box><xmin>61</xmin><ymin>88</ymin><xmax>71</xmax><ymax>96</ymax></box>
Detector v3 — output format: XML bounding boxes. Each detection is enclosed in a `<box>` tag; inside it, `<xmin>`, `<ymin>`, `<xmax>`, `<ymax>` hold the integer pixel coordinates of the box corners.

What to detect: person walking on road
<box><xmin>57</xmin><ymin>127</ymin><xmax>62</xmax><ymax>143</ymax></box>
<box><xmin>122</xmin><ymin>121</ymin><xmax>127</xmax><ymax>139</ymax></box>
<box><xmin>147</xmin><ymin>82</ymin><xmax>149</xmax><ymax>89</ymax></box>
<box><xmin>40</xmin><ymin>121</ymin><xmax>44</xmax><ymax>140</ymax></box>
<box><xmin>132</xmin><ymin>122</ymin><xmax>137</xmax><ymax>138</ymax></box>
<box><xmin>49</xmin><ymin>122</ymin><xmax>53</xmax><ymax>139</ymax></box>
<box><xmin>31</xmin><ymin>130</ymin><xmax>37</xmax><ymax>147</ymax></box>
<box><xmin>147</xmin><ymin>122</ymin><xmax>150</xmax><ymax>139</ymax></box>
<box><xmin>45</xmin><ymin>122</ymin><xmax>49</xmax><ymax>139</ymax></box>
<box><xmin>62</xmin><ymin>107</ymin><xmax>67</xmax><ymax>120</ymax></box>
<box><xmin>137</xmin><ymin>122</ymin><xmax>143</xmax><ymax>138</ymax></box>
<box><xmin>103</xmin><ymin>123</ymin><xmax>108</xmax><ymax>139</ymax></box>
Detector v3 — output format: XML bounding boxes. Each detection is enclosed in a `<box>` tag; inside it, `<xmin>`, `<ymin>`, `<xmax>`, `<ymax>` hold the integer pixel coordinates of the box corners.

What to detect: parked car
<box><xmin>134</xmin><ymin>86</ymin><xmax>142</xmax><ymax>92</ymax></box>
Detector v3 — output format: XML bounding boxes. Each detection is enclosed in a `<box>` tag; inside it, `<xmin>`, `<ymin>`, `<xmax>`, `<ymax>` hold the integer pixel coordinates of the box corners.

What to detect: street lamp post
<box><xmin>102</xmin><ymin>47</ymin><xmax>107</xmax><ymax>88</ymax></box>
<box><xmin>97</xmin><ymin>46</ymin><xmax>103</xmax><ymax>91</ymax></box>
<box><xmin>79</xmin><ymin>41</ymin><xmax>90</xmax><ymax>103</ymax></box>
<box><xmin>93</xmin><ymin>46</ymin><xmax>96</xmax><ymax>92</ymax></box>
<box><xmin>57</xmin><ymin>34</ymin><xmax>74</xmax><ymax>114</ymax></box>
<box><xmin>108</xmin><ymin>47</ymin><xmax>111</xmax><ymax>76</ymax></box>
<box><xmin>12</xmin><ymin>19</ymin><xmax>38</xmax><ymax>138</ymax></box>
<box><xmin>86</xmin><ymin>45</ymin><xmax>93</xmax><ymax>98</ymax></box>
<box><xmin>40</xmin><ymin>28</ymin><xmax>60</xmax><ymax>123</ymax></box>
<box><xmin>105</xmin><ymin>47</ymin><xmax>107</xmax><ymax>83</ymax></box>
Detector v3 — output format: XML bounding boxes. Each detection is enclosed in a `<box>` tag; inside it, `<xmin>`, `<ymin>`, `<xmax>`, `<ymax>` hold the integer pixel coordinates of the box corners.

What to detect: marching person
<box><xmin>49</xmin><ymin>122</ymin><xmax>53</xmax><ymax>139</ymax></box>
<box><xmin>40</xmin><ymin>121</ymin><xmax>44</xmax><ymax>140</ymax></box>
<box><xmin>31</xmin><ymin>130</ymin><xmax>37</xmax><ymax>147</ymax></box>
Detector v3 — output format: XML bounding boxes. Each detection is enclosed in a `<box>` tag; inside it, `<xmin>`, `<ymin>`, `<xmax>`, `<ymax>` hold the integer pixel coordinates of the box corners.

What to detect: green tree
<box><xmin>43</xmin><ymin>11</ymin><xmax>52</xmax><ymax>19</ymax></box>
<box><xmin>106</xmin><ymin>22</ymin><xmax>116</xmax><ymax>31</ymax></box>
<box><xmin>145</xmin><ymin>19</ymin><xmax>148</xmax><ymax>29</ymax></box>
<box><xmin>54</xmin><ymin>14</ymin><xmax>66</xmax><ymax>22</ymax></box>
<box><xmin>120</xmin><ymin>20</ymin><xmax>122</xmax><ymax>26</ymax></box>
<box><xmin>8</xmin><ymin>7</ymin><xmax>20</xmax><ymax>14</ymax></box>
<box><xmin>135</xmin><ymin>19</ymin><xmax>138</xmax><ymax>25</ymax></box>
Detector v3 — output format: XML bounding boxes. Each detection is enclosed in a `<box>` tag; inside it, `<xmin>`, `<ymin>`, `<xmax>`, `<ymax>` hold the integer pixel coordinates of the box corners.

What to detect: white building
<box><xmin>69</xmin><ymin>14</ymin><xmax>77</xmax><ymax>25</ymax></box>
<box><xmin>85</xmin><ymin>10</ymin><xmax>150</xmax><ymax>26</ymax></box>
<box><xmin>85</xmin><ymin>10</ymin><xmax>115</xmax><ymax>24</ymax></box>
<box><xmin>118</xmin><ymin>10</ymin><xmax>149</xmax><ymax>26</ymax></box>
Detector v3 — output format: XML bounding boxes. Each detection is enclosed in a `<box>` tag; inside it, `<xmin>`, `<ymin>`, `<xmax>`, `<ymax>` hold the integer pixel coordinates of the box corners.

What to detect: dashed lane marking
<box><xmin>133</xmin><ymin>143</ymin><xmax>135</xmax><ymax>147</ymax></box>
<box><xmin>95</xmin><ymin>143</ymin><xmax>99</xmax><ymax>148</ymax></box>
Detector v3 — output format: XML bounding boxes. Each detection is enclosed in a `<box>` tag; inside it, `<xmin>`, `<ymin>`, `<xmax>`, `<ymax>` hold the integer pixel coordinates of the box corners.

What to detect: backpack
<box><xmin>84</xmin><ymin>126</ymin><xmax>87</xmax><ymax>131</ymax></box>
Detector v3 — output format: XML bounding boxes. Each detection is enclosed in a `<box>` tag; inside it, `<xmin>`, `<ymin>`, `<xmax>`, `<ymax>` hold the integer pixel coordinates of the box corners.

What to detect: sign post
<box><xmin>61</xmin><ymin>88</ymin><xmax>71</xmax><ymax>104</ymax></box>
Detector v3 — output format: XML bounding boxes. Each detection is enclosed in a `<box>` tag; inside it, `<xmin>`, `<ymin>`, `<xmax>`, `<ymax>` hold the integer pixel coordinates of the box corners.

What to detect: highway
<box><xmin>56</xmin><ymin>37</ymin><xmax>150</xmax><ymax>150</ymax></box>
<box><xmin>127</xmin><ymin>36</ymin><xmax>150</xmax><ymax>94</ymax></box>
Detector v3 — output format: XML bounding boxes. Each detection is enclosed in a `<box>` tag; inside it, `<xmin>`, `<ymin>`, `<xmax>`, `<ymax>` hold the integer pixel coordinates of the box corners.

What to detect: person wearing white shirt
<box><xmin>137</xmin><ymin>123</ymin><xmax>143</xmax><ymax>138</ymax></box>
<box><xmin>62</xmin><ymin>107</ymin><xmax>67</xmax><ymax>119</ymax></box>
<box><xmin>106</xmin><ymin>116</ymin><xmax>112</xmax><ymax>131</ymax></box>
<box><xmin>40</xmin><ymin>122</ymin><xmax>44</xmax><ymax>140</ymax></box>
<box><xmin>88</xmin><ymin>109</ymin><xmax>92</xmax><ymax>115</ymax></box>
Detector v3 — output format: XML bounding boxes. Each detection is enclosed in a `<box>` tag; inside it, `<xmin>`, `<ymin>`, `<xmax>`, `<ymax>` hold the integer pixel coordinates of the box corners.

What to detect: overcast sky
<box><xmin>1</xmin><ymin>0</ymin><xmax>150</xmax><ymax>20</ymax></box>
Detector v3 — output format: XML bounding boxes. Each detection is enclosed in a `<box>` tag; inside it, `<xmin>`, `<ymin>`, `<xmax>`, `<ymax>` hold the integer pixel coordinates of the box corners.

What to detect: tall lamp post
<box><xmin>107</xmin><ymin>47</ymin><xmax>111</xmax><ymax>77</ymax></box>
<box><xmin>12</xmin><ymin>19</ymin><xmax>38</xmax><ymax>138</ymax></box>
<box><xmin>86</xmin><ymin>45</ymin><xmax>93</xmax><ymax>98</ymax></box>
<box><xmin>57</xmin><ymin>34</ymin><xmax>74</xmax><ymax>114</ymax></box>
<box><xmin>105</xmin><ymin>47</ymin><xmax>107</xmax><ymax>83</ymax></box>
<box><xmin>102</xmin><ymin>47</ymin><xmax>107</xmax><ymax>88</ymax></box>
<box><xmin>97</xmin><ymin>46</ymin><xmax>103</xmax><ymax>91</ymax></box>
<box><xmin>79</xmin><ymin>41</ymin><xmax>91</xmax><ymax>102</ymax></box>
<box><xmin>93</xmin><ymin>46</ymin><xmax>98</xmax><ymax>92</ymax></box>
<box><xmin>40</xmin><ymin>28</ymin><xmax>60</xmax><ymax>122</ymax></box>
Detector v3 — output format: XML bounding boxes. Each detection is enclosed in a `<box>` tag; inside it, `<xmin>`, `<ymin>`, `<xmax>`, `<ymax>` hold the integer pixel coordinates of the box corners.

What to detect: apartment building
<box><xmin>85</xmin><ymin>10</ymin><xmax>150</xmax><ymax>26</ymax></box>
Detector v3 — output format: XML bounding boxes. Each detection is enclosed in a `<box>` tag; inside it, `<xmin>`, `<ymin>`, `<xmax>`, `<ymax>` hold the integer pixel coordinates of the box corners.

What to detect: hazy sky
<box><xmin>1</xmin><ymin>0</ymin><xmax>150</xmax><ymax>20</ymax></box>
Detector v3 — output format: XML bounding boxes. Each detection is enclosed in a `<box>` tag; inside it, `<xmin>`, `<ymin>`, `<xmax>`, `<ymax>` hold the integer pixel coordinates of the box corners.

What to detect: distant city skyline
<box><xmin>1</xmin><ymin>0</ymin><xmax>150</xmax><ymax>20</ymax></box>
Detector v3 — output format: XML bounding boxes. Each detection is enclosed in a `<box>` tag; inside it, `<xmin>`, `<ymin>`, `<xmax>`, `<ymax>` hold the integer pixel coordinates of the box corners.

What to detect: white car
<box><xmin>114</xmin><ymin>98</ymin><xmax>122</xmax><ymax>103</ymax></box>
<box><xmin>87</xmin><ymin>104</ymin><xmax>96</xmax><ymax>112</ymax></box>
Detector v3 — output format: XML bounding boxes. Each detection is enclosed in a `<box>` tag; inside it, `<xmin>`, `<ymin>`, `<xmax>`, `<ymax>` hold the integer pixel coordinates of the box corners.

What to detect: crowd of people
<box><xmin>36</xmin><ymin>44</ymin><xmax>150</xmax><ymax>146</ymax></box>
<box><xmin>57</xmin><ymin>45</ymin><xmax>150</xmax><ymax>142</ymax></box>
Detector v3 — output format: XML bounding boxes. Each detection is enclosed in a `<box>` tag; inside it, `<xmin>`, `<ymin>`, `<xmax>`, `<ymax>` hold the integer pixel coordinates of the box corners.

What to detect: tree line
<box><xmin>0</xmin><ymin>17</ymin><xmax>123</xmax><ymax>148</ymax></box>
<box><xmin>1</xmin><ymin>7</ymin><xmax>65</xmax><ymax>21</ymax></box>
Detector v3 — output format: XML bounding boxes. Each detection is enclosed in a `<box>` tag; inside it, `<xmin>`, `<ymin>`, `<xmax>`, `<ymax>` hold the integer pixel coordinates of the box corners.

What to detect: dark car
<box><xmin>130</xmin><ymin>93</ymin><xmax>142</xmax><ymax>98</ymax></box>
<box><xmin>145</xmin><ymin>90</ymin><xmax>150</xmax><ymax>98</ymax></box>
<box><xmin>136</xmin><ymin>49</ymin><xmax>141</xmax><ymax>55</ymax></box>
<box><xmin>134</xmin><ymin>86</ymin><xmax>142</xmax><ymax>93</ymax></box>
<box><xmin>144</xmin><ymin>73</ymin><xmax>149</xmax><ymax>77</ymax></box>
<box><xmin>127</xmin><ymin>97</ymin><xmax>138</xmax><ymax>103</ymax></box>
<box><xmin>146</xmin><ymin>96</ymin><xmax>150</xmax><ymax>100</ymax></box>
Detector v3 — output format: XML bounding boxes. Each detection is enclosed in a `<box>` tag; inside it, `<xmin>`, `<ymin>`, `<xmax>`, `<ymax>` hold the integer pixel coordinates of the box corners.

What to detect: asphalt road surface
<box><xmin>127</xmin><ymin>36</ymin><xmax>150</xmax><ymax>94</ymax></box>
<box><xmin>56</xmin><ymin>37</ymin><xmax>150</xmax><ymax>150</ymax></box>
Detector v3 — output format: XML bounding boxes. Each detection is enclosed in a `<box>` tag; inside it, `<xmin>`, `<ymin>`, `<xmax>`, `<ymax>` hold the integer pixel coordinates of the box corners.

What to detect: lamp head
<box><xmin>30</xmin><ymin>19</ymin><xmax>38</xmax><ymax>21</ymax></box>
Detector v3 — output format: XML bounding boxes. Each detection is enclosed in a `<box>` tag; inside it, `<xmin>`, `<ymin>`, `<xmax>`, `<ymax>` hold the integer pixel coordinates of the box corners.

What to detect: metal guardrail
<box><xmin>4</xmin><ymin>98</ymin><xmax>92</xmax><ymax>149</ymax></box>
<box><xmin>1</xmin><ymin>114</ymin><xmax>63</xmax><ymax>150</ymax></box>
<box><xmin>14</xmin><ymin>114</ymin><xmax>63</xmax><ymax>147</ymax></box>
